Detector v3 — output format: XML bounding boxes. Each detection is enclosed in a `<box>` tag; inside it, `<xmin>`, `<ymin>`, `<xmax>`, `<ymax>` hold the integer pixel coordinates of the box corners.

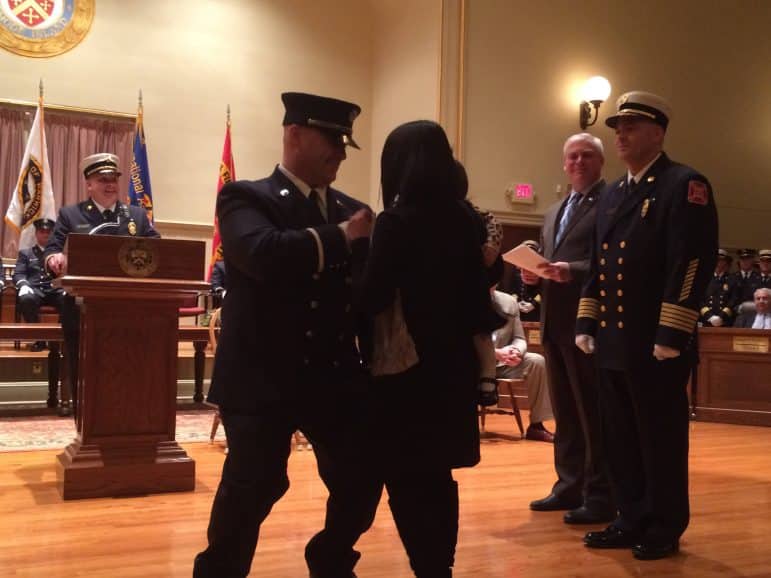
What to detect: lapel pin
<box><xmin>279</xmin><ymin>188</ymin><xmax>289</xmax><ymax>197</ymax></box>
<box><xmin>647</xmin><ymin>176</ymin><xmax>655</xmax><ymax>183</ymax></box>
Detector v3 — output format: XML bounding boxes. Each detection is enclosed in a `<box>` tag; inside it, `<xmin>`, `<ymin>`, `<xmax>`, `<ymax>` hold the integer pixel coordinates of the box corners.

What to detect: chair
<box><xmin>478</xmin><ymin>378</ymin><xmax>525</xmax><ymax>438</ymax></box>
<box><xmin>206</xmin><ymin>308</ymin><xmax>308</xmax><ymax>450</ymax></box>
<box><xmin>178</xmin><ymin>292</ymin><xmax>207</xmax><ymax>325</ymax></box>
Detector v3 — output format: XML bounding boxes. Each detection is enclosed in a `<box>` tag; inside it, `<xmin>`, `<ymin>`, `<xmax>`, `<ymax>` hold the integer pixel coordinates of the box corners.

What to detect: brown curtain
<box><xmin>0</xmin><ymin>108</ymin><xmax>29</xmax><ymax>259</ymax></box>
<box><xmin>0</xmin><ymin>104</ymin><xmax>135</xmax><ymax>259</ymax></box>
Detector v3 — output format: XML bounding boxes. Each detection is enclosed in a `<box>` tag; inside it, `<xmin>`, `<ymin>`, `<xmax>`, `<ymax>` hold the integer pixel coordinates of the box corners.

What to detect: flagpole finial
<box><xmin>227</xmin><ymin>104</ymin><xmax>231</xmax><ymax>125</ymax></box>
<box><xmin>39</xmin><ymin>79</ymin><xmax>44</xmax><ymax>101</ymax></box>
<box><xmin>138</xmin><ymin>89</ymin><xmax>143</xmax><ymax>108</ymax></box>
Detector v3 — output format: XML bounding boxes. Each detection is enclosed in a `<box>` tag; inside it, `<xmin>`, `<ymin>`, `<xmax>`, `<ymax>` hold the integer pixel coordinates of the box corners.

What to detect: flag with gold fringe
<box><xmin>4</xmin><ymin>85</ymin><xmax>56</xmax><ymax>250</ymax></box>
<box><xmin>207</xmin><ymin>107</ymin><xmax>236</xmax><ymax>281</ymax></box>
<box><xmin>128</xmin><ymin>91</ymin><xmax>154</xmax><ymax>223</ymax></box>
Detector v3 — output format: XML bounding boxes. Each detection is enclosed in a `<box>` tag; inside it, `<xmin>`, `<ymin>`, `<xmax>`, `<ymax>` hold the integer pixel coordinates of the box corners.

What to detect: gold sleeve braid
<box><xmin>577</xmin><ymin>298</ymin><xmax>600</xmax><ymax>320</ymax></box>
<box><xmin>659</xmin><ymin>302</ymin><xmax>699</xmax><ymax>333</ymax></box>
<box><xmin>678</xmin><ymin>259</ymin><xmax>699</xmax><ymax>302</ymax></box>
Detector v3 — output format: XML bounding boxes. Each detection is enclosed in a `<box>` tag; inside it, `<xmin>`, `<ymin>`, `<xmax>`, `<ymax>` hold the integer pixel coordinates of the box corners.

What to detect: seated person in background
<box><xmin>13</xmin><ymin>218</ymin><xmax>65</xmax><ymax>351</ymax></box>
<box><xmin>730</xmin><ymin>248</ymin><xmax>761</xmax><ymax>315</ymax></box>
<box><xmin>734</xmin><ymin>287</ymin><xmax>771</xmax><ymax>329</ymax></box>
<box><xmin>699</xmin><ymin>248</ymin><xmax>735</xmax><ymax>327</ymax></box>
<box><xmin>759</xmin><ymin>249</ymin><xmax>771</xmax><ymax>288</ymax></box>
<box><xmin>210</xmin><ymin>259</ymin><xmax>227</xmax><ymax>307</ymax></box>
<box><xmin>490</xmin><ymin>267</ymin><xmax>554</xmax><ymax>442</ymax></box>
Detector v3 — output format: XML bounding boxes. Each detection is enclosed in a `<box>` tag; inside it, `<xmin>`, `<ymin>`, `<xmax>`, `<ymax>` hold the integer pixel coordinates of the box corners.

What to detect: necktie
<box><xmin>308</xmin><ymin>189</ymin><xmax>326</xmax><ymax>224</ymax></box>
<box><xmin>555</xmin><ymin>193</ymin><xmax>580</xmax><ymax>245</ymax></box>
<box><xmin>103</xmin><ymin>209</ymin><xmax>115</xmax><ymax>222</ymax></box>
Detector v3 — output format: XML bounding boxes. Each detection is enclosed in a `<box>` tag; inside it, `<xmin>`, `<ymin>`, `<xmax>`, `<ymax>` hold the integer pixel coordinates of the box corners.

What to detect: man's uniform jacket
<box><xmin>208</xmin><ymin>168</ymin><xmax>370</xmax><ymax>412</ymax></box>
<box><xmin>576</xmin><ymin>153</ymin><xmax>718</xmax><ymax>369</ymax></box>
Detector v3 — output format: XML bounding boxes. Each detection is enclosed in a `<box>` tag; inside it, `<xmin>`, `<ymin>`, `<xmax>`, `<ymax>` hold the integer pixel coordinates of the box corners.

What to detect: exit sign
<box><xmin>505</xmin><ymin>182</ymin><xmax>535</xmax><ymax>205</ymax></box>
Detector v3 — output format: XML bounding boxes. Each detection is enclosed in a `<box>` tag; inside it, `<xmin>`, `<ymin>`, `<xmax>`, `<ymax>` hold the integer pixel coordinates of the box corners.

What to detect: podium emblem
<box><xmin>118</xmin><ymin>239</ymin><xmax>159</xmax><ymax>277</ymax></box>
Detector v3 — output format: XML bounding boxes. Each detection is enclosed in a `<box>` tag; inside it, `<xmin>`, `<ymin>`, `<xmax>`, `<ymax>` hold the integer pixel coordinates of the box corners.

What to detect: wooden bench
<box><xmin>0</xmin><ymin>323</ymin><xmax>213</xmax><ymax>413</ymax></box>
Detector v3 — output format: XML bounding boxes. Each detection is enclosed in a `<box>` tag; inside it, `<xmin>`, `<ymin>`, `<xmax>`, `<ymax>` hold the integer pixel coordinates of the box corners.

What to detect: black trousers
<box><xmin>193</xmin><ymin>396</ymin><xmax>382</xmax><ymax>578</ymax></box>
<box><xmin>17</xmin><ymin>288</ymin><xmax>64</xmax><ymax>323</ymax></box>
<box><xmin>543</xmin><ymin>340</ymin><xmax>613</xmax><ymax>509</ymax></box>
<box><xmin>598</xmin><ymin>357</ymin><xmax>691</xmax><ymax>542</ymax></box>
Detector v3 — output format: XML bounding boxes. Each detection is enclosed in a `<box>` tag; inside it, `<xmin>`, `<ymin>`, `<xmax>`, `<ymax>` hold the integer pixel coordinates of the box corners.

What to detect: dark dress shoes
<box><xmin>564</xmin><ymin>505</ymin><xmax>617</xmax><ymax>525</ymax></box>
<box><xmin>30</xmin><ymin>340</ymin><xmax>47</xmax><ymax>352</ymax></box>
<box><xmin>524</xmin><ymin>425</ymin><xmax>554</xmax><ymax>443</ymax></box>
<box><xmin>584</xmin><ymin>525</ymin><xmax>640</xmax><ymax>549</ymax></box>
<box><xmin>529</xmin><ymin>492</ymin><xmax>581</xmax><ymax>511</ymax></box>
<box><xmin>632</xmin><ymin>540</ymin><xmax>679</xmax><ymax>560</ymax></box>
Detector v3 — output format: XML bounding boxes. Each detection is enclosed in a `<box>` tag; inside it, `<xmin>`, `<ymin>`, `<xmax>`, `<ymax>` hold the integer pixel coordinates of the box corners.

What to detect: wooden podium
<box><xmin>55</xmin><ymin>234</ymin><xmax>210</xmax><ymax>500</ymax></box>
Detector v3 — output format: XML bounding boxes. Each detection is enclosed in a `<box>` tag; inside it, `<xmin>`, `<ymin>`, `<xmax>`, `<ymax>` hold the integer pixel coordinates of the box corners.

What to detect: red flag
<box><xmin>207</xmin><ymin>115</ymin><xmax>235</xmax><ymax>281</ymax></box>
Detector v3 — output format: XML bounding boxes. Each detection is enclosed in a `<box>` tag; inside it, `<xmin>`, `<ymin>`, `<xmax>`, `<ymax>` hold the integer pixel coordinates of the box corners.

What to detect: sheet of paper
<box><xmin>502</xmin><ymin>244</ymin><xmax>550</xmax><ymax>277</ymax></box>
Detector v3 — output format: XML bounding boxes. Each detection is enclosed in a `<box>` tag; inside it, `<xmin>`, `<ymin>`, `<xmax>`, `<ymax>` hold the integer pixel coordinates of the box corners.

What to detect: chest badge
<box><xmin>641</xmin><ymin>198</ymin><xmax>650</xmax><ymax>218</ymax></box>
<box><xmin>128</xmin><ymin>222</ymin><xmax>137</xmax><ymax>236</ymax></box>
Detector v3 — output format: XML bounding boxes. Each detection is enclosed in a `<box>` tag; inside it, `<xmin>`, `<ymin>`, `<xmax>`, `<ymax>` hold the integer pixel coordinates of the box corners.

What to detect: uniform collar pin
<box><xmin>279</xmin><ymin>188</ymin><xmax>290</xmax><ymax>197</ymax></box>
<box><xmin>647</xmin><ymin>176</ymin><xmax>655</xmax><ymax>182</ymax></box>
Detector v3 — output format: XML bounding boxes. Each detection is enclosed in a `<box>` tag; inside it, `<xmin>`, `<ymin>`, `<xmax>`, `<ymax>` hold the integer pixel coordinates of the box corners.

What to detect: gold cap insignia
<box><xmin>128</xmin><ymin>222</ymin><xmax>137</xmax><ymax>236</ymax></box>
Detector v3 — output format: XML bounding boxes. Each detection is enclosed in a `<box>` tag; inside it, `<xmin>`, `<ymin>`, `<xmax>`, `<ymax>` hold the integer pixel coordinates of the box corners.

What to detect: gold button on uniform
<box><xmin>618</xmin><ymin>258</ymin><xmax>624</xmax><ymax>265</ymax></box>
<box><xmin>600</xmin><ymin>258</ymin><xmax>606</xmax><ymax>266</ymax></box>
<box><xmin>601</xmin><ymin>305</ymin><xmax>606</xmax><ymax>312</ymax></box>
<box><xmin>619</xmin><ymin>241</ymin><xmax>626</xmax><ymax>248</ymax></box>
<box><xmin>618</xmin><ymin>321</ymin><xmax>624</xmax><ymax>328</ymax></box>
<box><xmin>600</xmin><ymin>290</ymin><xmax>606</xmax><ymax>297</ymax></box>
<box><xmin>617</xmin><ymin>305</ymin><xmax>624</xmax><ymax>312</ymax></box>
<box><xmin>617</xmin><ymin>289</ymin><xmax>623</xmax><ymax>296</ymax></box>
<box><xmin>602</xmin><ymin>243</ymin><xmax>609</xmax><ymax>250</ymax></box>
<box><xmin>617</xmin><ymin>273</ymin><xmax>623</xmax><ymax>281</ymax></box>
<box><xmin>600</xmin><ymin>321</ymin><xmax>607</xmax><ymax>327</ymax></box>
<box><xmin>600</xmin><ymin>274</ymin><xmax>606</xmax><ymax>281</ymax></box>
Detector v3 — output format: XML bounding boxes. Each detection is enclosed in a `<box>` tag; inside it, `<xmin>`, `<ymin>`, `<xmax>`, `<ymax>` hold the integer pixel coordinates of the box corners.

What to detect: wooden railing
<box><xmin>0</xmin><ymin>323</ymin><xmax>213</xmax><ymax>413</ymax></box>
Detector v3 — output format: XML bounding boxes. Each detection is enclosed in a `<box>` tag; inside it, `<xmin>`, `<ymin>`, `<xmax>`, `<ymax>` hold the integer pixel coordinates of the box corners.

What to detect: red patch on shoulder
<box><xmin>687</xmin><ymin>180</ymin><xmax>708</xmax><ymax>205</ymax></box>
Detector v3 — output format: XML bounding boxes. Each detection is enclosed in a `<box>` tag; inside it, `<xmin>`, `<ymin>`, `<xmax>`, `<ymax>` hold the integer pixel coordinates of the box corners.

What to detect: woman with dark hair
<box><xmin>355</xmin><ymin>120</ymin><xmax>497</xmax><ymax>577</ymax></box>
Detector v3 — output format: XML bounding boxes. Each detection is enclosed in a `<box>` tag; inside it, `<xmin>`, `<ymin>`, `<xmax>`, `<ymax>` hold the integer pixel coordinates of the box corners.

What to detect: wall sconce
<box><xmin>579</xmin><ymin>76</ymin><xmax>611</xmax><ymax>129</ymax></box>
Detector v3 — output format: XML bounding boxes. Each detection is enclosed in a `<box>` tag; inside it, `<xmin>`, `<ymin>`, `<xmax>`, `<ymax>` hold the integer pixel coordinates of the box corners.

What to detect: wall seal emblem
<box><xmin>0</xmin><ymin>0</ymin><xmax>94</xmax><ymax>58</ymax></box>
<box><xmin>118</xmin><ymin>238</ymin><xmax>159</xmax><ymax>278</ymax></box>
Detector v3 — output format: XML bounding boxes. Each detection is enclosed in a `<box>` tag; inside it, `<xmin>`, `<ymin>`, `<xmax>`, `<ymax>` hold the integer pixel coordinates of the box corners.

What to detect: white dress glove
<box><xmin>18</xmin><ymin>285</ymin><xmax>34</xmax><ymax>297</ymax></box>
<box><xmin>518</xmin><ymin>301</ymin><xmax>535</xmax><ymax>314</ymax></box>
<box><xmin>707</xmin><ymin>315</ymin><xmax>723</xmax><ymax>327</ymax></box>
<box><xmin>575</xmin><ymin>334</ymin><xmax>595</xmax><ymax>354</ymax></box>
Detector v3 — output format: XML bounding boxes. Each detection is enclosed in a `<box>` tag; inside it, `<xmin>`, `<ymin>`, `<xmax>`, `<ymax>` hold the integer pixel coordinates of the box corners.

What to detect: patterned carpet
<box><xmin>0</xmin><ymin>410</ymin><xmax>226</xmax><ymax>452</ymax></box>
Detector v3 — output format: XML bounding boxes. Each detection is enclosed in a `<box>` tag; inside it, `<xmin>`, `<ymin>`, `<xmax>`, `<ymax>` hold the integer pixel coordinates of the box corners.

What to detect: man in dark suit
<box><xmin>733</xmin><ymin>288</ymin><xmax>771</xmax><ymax>328</ymax></box>
<box><xmin>527</xmin><ymin>133</ymin><xmax>615</xmax><ymax>524</ymax></box>
<box><xmin>13</xmin><ymin>218</ymin><xmax>65</xmax><ymax>351</ymax></box>
<box><xmin>699</xmin><ymin>249</ymin><xmax>735</xmax><ymax>327</ymax></box>
<box><xmin>44</xmin><ymin>153</ymin><xmax>159</xmax><ymax>416</ymax></box>
<box><xmin>193</xmin><ymin>92</ymin><xmax>381</xmax><ymax>578</ymax></box>
<box><xmin>576</xmin><ymin>92</ymin><xmax>718</xmax><ymax>560</ymax></box>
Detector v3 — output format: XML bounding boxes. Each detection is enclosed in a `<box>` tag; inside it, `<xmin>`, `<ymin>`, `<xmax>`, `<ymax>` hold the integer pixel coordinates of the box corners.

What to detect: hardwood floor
<box><xmin>1</xmin><ymin>414</ymin><xmax>769</xmax><ymax>577</ymax></box>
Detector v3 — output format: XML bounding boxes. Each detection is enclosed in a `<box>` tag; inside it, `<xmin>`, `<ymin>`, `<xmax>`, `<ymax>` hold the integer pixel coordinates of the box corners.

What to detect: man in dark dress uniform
<box><xmin>576</xmin><ymin>92</ymin><xmax>718</xmax><ymax>560</ymax></box>
<box><xmin>13</xmin><ymin>218</ymin><xmax>65</xmax><ymax>351</ymax></box>
<box><xmin>699</xmin><ymin>249</ymin><xmax>735</xmax><ymax>327</ymax></box>
<box><xmin>193</xmin><ymin>93</ymin><xmax>381</xmax><ymax>578</ymax></box>
<box><xmin>757</xmin><ymin>249</ymin><xmax>771</xmax><ymax>289</ymax></box>
<box><xmin>528</xmin><ymin>133</ymin><xmax>615</xmax><ymax>524</ymax></box>
<box><xmin>44</xmin><ymin>153</ymin><xmax>159</xmax><ymax>415</ymax></box>
<box><xmin>730</xmin><ymin>248</ymin><xmax>761</xmax><ymax>315</ymax></box>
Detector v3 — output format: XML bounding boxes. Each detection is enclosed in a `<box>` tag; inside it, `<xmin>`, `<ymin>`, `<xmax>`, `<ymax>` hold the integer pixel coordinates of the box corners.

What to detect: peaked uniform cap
<box><xmin>281</xmin><ymin>92</ymin><xmax>361</xmax><ymax>149</ymax></box>
<box><xmin>606</xmin><ymin>91</ymin><xmax>671</xmax><ymax>129</ymax></box>
<box><xmin>81</xmin><ymin>153</ymin><xmax>121</xmax><ymax>178</ymax></box>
